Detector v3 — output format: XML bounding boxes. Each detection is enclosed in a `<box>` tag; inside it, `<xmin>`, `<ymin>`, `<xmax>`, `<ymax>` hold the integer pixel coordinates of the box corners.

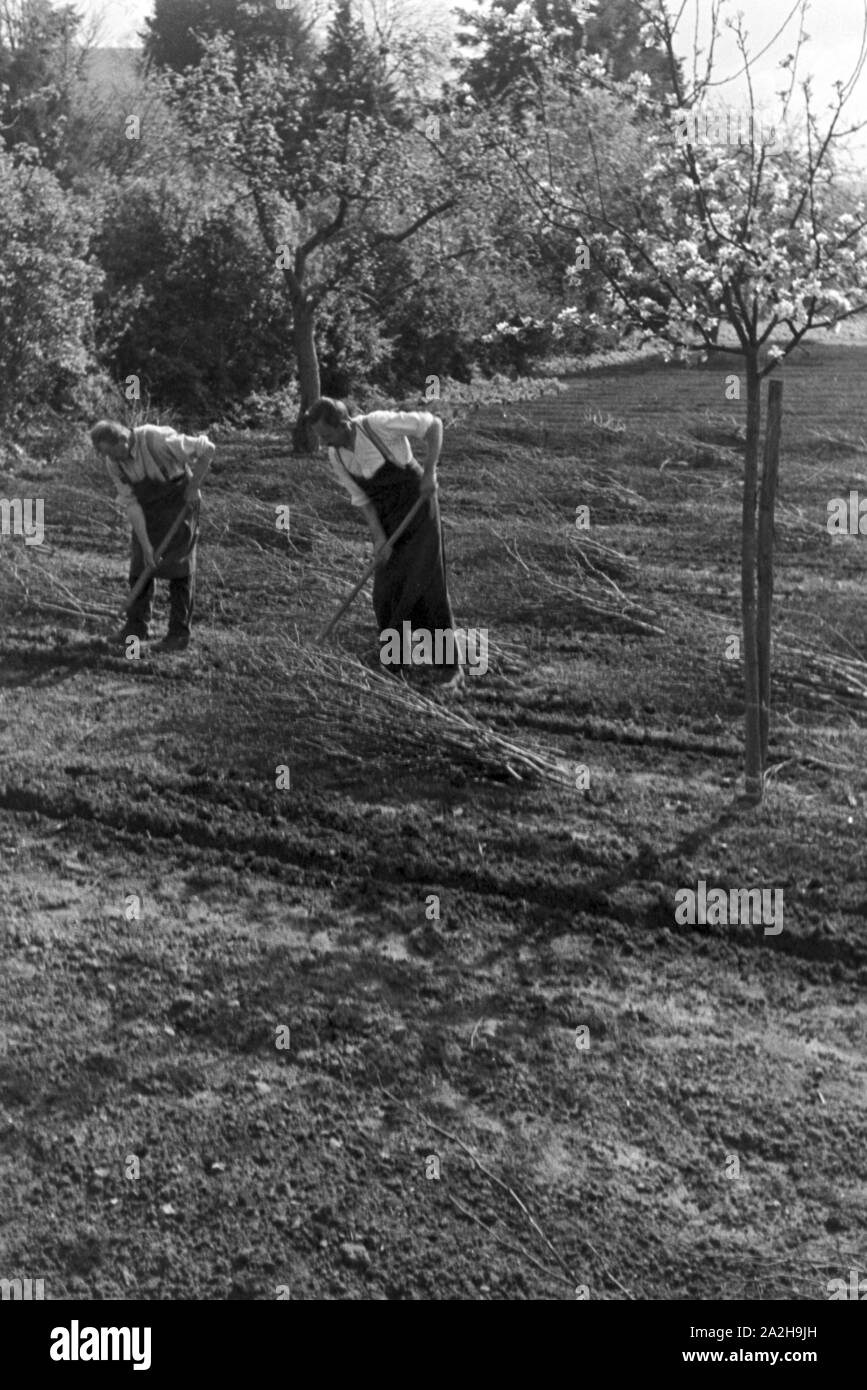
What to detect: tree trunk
<box><xmin>742</xmin><ymin>352</ymin><xmax>762</xmax><ymax>802</ymax></box>
<box><xmin>757</xmin><ymin>378</ymin><xmax>782</xmax><ymax>773</ymax></box>
<box><xmin>249</xmin><ymin>194</ymin><xmax>321</xmax><ymax>452</ymax></box>
<box><xmin>287</xmin><ymin>282</ymin><xmax>320</xmax><ymax>454</ymax></box>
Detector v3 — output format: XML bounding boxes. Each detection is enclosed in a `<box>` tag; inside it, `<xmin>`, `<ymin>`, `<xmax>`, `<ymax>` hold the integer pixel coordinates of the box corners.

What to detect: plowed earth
<box><xmin>1</xmin><ymin>344</ymin><xmax>865</xmax><ymax>1300</ymax></box>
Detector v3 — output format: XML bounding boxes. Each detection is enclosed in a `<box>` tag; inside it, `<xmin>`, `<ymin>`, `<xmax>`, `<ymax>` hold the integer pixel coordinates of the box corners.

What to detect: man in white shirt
<box><xmin>90</xmin><ymin>419</ymin><xmax>215</xmax><ymax>653</ymax></box>
<box><xmin>306</xmin><ymin>397</ymin><xmax>461</xmax><ymax>685</ymax></box>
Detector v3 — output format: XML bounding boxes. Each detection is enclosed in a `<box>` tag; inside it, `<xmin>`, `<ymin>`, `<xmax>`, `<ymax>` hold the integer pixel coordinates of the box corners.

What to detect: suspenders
<box><xmin>121</xmin><ymin>429</ymin><xmax>173</xmax><ymax>485</ymax></box>
<box><xmin>356</xmin><ymin>417</ymin><xmax>419</xmax><ymax>468</ymax></box>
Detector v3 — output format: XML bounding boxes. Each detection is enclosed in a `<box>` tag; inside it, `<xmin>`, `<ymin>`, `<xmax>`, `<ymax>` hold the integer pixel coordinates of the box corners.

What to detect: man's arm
<box><xmin>368</xmin><ymin>410</ymin><xmax>442</xmax><ymax>499</ymax></box>
<box><xmin>419</xmin><ymin>416</ymin><xmax>443</xmax><ymax>498</ymax></box>
<box><xmin>161</xmin><ymin>431</ymin><xmax>215</xmax><ymax>500</ymax></box>
<box><xmin>328</xmin><ymin>453</ymin><xmax>391</xmax><ymax>559</ymax></box>
<box><xmin>107</xmin><ymin>459</ymin><xmax>154</xmax><ymax>568</ymax></box>
<box><xmin>129</xmin><ymin>504</ymin><xmax>154</xmax><ymax>568</ymax></box>
<box><xmin>359</xmin><ymin>499</ymin><xmax>391</xmax><ymax>564</ymax></box>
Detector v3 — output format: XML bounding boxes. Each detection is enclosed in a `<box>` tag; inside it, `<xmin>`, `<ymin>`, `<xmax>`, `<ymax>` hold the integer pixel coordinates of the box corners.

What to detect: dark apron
<box><xmin>350</xmin><ymin>424</ymin><xmax>456</xmax><ymax>659</ymax></box>
<box><xmin>128</xmin><ymin>473</ymin><xmax>199</xmax><ymax>580</ymax></box>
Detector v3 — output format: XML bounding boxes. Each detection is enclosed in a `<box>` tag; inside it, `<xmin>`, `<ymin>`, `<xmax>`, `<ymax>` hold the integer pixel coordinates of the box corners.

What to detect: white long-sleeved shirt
<box><xmin>106</xmin><ymin>425</ymin><xmax>215</xmax><ymax>521</ymax></box>
<box><xmin>328</xmin><ymin>410</ymin><xmax>434</xmax><ymax>507</ymax></box>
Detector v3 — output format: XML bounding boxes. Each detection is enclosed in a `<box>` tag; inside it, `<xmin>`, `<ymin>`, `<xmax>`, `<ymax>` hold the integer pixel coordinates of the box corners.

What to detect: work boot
<box><xmin>439</xmin><ymin>666</ymin><xmax>465</xmax><ymax>692</ymax></box>
<box><xmin>152</xmin><ymin>633</ymin><xmax>190</xmax><ymax>654</ymax></box>
<box><xmin>117</xmin><ymin>624</ymin><xmax>149</xmax><ymax>646</ymax></box>
<box><xmin>169</xmin><ymin>575</ymin><xmax>194</xmax><ymax>637</ymax></box>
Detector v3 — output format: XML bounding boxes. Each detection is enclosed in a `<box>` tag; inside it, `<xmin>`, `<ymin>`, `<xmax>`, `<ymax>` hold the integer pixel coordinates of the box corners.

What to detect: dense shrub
<box><xmin>93</xmin><ymin>178</ymin><xmax>296</xmax><ymax>416</ymax></box>
<box><xmin>0</xmin><ymin>149</ymin><xmax>101</xmax><ymax>424</ymax></box>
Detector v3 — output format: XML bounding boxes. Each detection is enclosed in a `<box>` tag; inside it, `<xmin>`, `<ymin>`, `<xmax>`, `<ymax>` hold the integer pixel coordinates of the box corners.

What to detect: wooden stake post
<box><xmin>757</xmin><ymin>378</ymin><xmax>783</xmax><ymax>774</ymax></box>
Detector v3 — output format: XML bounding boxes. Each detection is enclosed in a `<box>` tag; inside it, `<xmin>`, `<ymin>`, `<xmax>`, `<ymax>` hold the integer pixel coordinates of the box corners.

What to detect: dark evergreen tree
<box><xmin>307</xmin><ymin>0</ymin><xmax>406</xmax><ymax>128</ymax></box>
<box><xmin>142</xmin><ymin>0</ymin><xmax>316</xmax><ymax>77</ymax></box>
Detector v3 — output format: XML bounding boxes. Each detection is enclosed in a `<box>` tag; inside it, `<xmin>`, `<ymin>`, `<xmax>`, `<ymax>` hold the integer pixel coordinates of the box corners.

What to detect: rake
<box><xmin>318</xmin><ymin>494</ymin><xmax>426</xmax><ymax>641</ymax></box>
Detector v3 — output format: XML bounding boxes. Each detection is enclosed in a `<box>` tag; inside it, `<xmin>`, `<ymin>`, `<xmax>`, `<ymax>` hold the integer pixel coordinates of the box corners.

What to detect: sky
<box><xmin>79</xmin><ymin>1</ymin><xmax>148</xmax><ymax>46</ymax></box>
<box><xmin>78</xmin><ymin>0</ymin><xmax>456</xmax><ymax>46</ymax></box>
<box><xmin>78</xmin><ymin>0</ymin><xmax>867</xmax><ymax>164</ymax></box>
<box><xmin>683</xmin><ymin>0</ymin><xmax>867</xmax><ymax>168</ymax></box>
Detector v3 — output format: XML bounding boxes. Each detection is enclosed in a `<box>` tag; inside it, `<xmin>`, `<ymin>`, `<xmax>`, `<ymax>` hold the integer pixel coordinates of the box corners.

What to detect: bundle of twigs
<box><xmin>564</xmin><ymin>467</ymin><xmax>652</xmax><ymax>519</ymax></box>
<box><xmin>485</xmin><ymin>524</ymin><xmax>663</xmax><ymax>637</ymax></box>
<box><xmin>803</xmin><ymin>428</ymin><xmax>866</xmax><ymax>459</ymax></box>
<box><xmin>0</xmin><ymin>545</ymin><xmax>116</xmax><ymax>623</ymax></box>
<box><xmin>662</xmin><ymin>428</ymin><xmax>741</xmax><ymax>466</ymax></box>
<box><xmin>238</xmin><ymin>635</ymin><xmax>576</xmax><ymax>788</ymax></box>
<box><xmin>777</xmin><ymin>644</ymin><xmax>867</xmax><ymax>708</ymax></box>
<box><xmin>665</xmin><ymin>591</ymin><xmax>867</xmax><ymax>714</ymax></box>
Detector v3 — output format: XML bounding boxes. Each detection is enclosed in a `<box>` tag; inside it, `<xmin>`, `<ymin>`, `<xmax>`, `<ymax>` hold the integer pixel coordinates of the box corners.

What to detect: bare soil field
<box><xmin>1</xmin><ymin>342</ymin><xmax>865</xmax><ymax>1301</ymax></box>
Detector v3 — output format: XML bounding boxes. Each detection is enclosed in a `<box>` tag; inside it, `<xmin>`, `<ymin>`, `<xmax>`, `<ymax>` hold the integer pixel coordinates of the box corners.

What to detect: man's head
<box><xmin>90</xmin><ymin>419</ymin><xmax>132</xmax><ymax>463</ymax></box>
<box><xmin>304</xmin><ymin>397</ymin><xmax>353</xmax><ymax>449</ymax></box>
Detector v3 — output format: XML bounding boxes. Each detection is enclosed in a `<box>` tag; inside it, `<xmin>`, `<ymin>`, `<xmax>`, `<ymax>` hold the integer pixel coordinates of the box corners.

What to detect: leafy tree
<box><xmin>0</xmin><ymin>0</ymin><xmax>87</xmax><ymax>166</ymax></box>
<box><xmin>369</xmin><ymin>188</ymin><xmax>562</xmax><ymax>385</ymax></box>
<box><xmin>0</xmin><ymin>146</ymin><xmax>100</xmax><ymax>422</ymax></box>
<box><xmin>60</xmin><ymin>56</ymin><xmax>186</xmax><ymax>187</ymax></box>
<box><xmin>446</xmin><ymin>3</ymin><xmax>671</xmax><ymax>361</ymax></box>
<box><xmin>455</xmin><ymin>0</ymin><xmax>672</xmax><ymax>111</ymax></box>
<box><xmin>176</xmin><ymin>2</ymin><xmax>475</xmax><ymax>448</ymax></box>
<box><xmin>93</xmin><ymin>176</ymin><xmax>295</xmax><ymax>415</ymax></box>
<box><xmin>496</xmin><ymin>0</ymin><xmax>867</xmax><ymax>800</ymax></box>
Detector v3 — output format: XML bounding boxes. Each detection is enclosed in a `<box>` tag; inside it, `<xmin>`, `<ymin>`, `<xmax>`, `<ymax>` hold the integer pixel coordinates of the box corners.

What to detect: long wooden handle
<box><xmin>319</xmin><ymin>493</ymin><xmax>427</xmax><ymax>642</ymax></box>
<box><xmin>123</xmin><ymin>454</ymin><xmax>212</xmax><ymax>616</ymax></box>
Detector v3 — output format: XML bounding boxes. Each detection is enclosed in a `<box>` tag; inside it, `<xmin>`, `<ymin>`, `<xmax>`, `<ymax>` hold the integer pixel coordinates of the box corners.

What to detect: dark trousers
<box><xmin>364</xmin><ymin>466</ymin><xmax>458</xmax><ymax>670</ymax></box>
<box><xmin>126</xmin><ymin>568</ymin><xmax>195</xmax><ymax>638</ymax></box>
